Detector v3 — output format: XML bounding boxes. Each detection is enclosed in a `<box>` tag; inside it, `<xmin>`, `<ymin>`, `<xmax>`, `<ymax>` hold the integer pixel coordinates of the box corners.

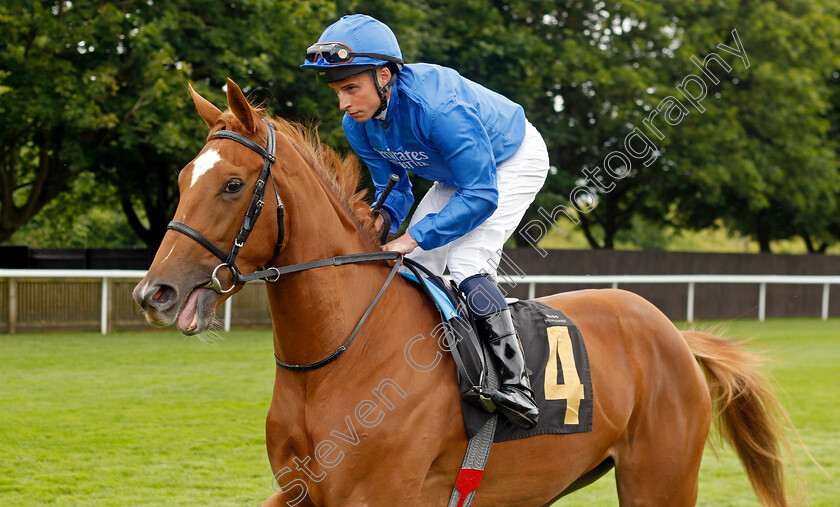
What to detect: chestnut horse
<box><xmin>134</xmin><ymin>79</ymin><xmax>795</xmax><ymax>506</ymax></box>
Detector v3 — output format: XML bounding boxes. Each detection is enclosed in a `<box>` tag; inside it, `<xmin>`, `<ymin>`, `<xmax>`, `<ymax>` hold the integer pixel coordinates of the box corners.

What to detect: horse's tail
<box><xmin>681</xmin><ymin>330</ymin><xmax>794</xmax><ymax>507</ymax></box>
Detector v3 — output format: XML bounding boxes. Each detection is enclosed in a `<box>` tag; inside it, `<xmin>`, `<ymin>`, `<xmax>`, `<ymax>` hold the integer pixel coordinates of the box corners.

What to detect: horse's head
<box><xmin>133</xmin><ymin>79</ymin><xmax>285</xmax><ymax>334</ymax></box>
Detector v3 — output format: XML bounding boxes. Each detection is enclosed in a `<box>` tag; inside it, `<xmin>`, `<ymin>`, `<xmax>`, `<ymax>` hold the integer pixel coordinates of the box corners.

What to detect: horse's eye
<box><xmin>224</xmin><ymin>179</ymin><xmax>243</xmax><ymax>194</ymax></box>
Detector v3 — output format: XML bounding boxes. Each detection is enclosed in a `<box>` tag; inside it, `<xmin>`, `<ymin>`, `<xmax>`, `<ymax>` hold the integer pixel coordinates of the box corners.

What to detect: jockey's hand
<box><xmin>382</xmin><ymin>232</ymin><xmax>419</xmax><ymax>255</ymax></box>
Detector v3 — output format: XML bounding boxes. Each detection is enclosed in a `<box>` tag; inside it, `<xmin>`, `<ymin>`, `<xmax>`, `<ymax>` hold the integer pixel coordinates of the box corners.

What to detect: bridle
<box><xmin>168</xmin><ymin>119</ymin><xmax>285</xmax><ymax>293</ymax></box>
<box><xmin>166</xmin><ymin>118</ymin><xmax>404</xmax><ymax>371</ymax></box>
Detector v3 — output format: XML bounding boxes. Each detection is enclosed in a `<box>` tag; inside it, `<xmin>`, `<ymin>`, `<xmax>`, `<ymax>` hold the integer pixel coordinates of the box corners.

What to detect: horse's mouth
<box><xmin>176</xmin><ymin>285</ymin><xmax>218</xmax><ymax>335</ymax></box>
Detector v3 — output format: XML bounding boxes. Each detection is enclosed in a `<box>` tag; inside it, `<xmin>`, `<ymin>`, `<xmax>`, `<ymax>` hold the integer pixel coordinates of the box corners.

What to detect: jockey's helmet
<box><xmin>301</xmin><ymin>14</ymin><xmax>404</xmax><ymax>83</ymax></box>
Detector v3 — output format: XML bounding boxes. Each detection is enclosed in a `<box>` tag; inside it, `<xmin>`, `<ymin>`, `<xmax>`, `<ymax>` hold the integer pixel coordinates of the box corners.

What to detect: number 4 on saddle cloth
<box><xmin>400</xmin><ymin>259</ymin><xmax>594</xmax><ymax>443</ymax></box>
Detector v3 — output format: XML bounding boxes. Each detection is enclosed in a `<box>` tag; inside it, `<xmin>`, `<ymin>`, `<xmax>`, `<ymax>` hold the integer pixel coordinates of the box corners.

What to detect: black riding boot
<box><xmin>476</xmin><ymin>309</ymin><xmax>540</xmax><ymax>429</ymax></box>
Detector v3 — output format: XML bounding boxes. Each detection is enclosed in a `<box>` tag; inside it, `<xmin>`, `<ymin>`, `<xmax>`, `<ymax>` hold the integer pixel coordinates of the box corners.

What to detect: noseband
<box><xmin>168</xmin><ymin>119</ymin><xmax>286</xmax><ymax>293</ymax></box>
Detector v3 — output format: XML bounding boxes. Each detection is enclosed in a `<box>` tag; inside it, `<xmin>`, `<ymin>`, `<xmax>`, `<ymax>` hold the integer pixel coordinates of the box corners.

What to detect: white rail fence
<box><xmin>513</xmin><ymin>274</ymin><xmax>840</xmax><ymax>323</ymax></box>
<box><xmin>0</xmin><ymin>270</ymin><xmax>838</xmax><ymax>334</ymax></box>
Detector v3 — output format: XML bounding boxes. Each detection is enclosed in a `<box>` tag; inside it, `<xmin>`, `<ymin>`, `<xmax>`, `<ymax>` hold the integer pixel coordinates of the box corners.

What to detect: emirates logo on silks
<box><xmin>375</xmin><ymin>148</ymin><xmax>429</xmax><ymax>170</ymax></box>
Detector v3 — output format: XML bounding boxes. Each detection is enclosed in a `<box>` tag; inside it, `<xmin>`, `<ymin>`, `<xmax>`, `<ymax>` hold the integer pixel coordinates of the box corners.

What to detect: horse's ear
<box><xmin>189</xmin><ymin>83</ymin><xmax>222</xmax><ymax>128</ymax></box>
<box><xmin>226</xmin><ymin>78</ymin><xmax>257</xmax><ymax>133</ymax></box>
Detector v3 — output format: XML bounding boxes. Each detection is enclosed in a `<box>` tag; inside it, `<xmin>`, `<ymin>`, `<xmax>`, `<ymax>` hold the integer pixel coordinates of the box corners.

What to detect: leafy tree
<box><xmin>1</xmin><ymin>0</ymin><xmax>339</xmax><ymax>247</ymax></box>
<box><xmin>820</xmin><ymin>68</ymin><xmax>840</xmax><ymax>252</ymax></box>
<box><xmin>4</xmin><ymin>0</ymin><xmax>840</xmax><ymax>255</ymax></box>
<box><xmin>8</xmin><ymin>172</ymin><xmax>142</xmax><ymax>248</ymax></box>
<box><xmin>86</xmin><ymin>0</ymin><xmax>346</xmax><ymax>247</ymax></box>
<box><xmin>404</xmin><ymin>0</ymin><xmax>684</xmax><ymax>249</ymax></box>
<box><xmin>0</xmin><ymin>1</ymin><xmax>110</xmax><ymax>242</ymax></box>
<box><xmin>660</xmin><ymin>0</ymin><xmax>840</xmax><ymax>253</ymax></box>
<box><xmin>391</xmin><ymin>1</ymin><xmax>840</xmax><ymax>253</ymax></box>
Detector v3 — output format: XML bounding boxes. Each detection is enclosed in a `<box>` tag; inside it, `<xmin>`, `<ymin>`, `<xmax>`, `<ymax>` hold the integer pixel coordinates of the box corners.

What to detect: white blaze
<box><xmin>160</xmin><ymin>244</ymin><xmax>176</xmax><ymax>264</ymax></box>
<box><xmin>190</xmin><ymin>149</ymin><xmax>222</xmax><ymax>187</ymax></box>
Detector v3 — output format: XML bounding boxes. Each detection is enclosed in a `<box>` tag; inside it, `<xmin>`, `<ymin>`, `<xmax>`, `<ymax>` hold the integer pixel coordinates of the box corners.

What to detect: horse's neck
<box><xmin>265</xmin><ymin>160</ymin><xmax>399</xmax><ymax>368</ymax></box>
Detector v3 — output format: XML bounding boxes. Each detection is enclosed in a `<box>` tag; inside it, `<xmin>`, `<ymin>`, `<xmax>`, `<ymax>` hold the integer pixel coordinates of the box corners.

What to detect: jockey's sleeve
<box><xmin>343</xmin><ymin>117</ymin><xmax>414</xmax><ymax>233</ymax></box>
<box><xmin>407</xmin><ymin>101</ymin><xmax>499</xmax><ymax>250</ymax></box>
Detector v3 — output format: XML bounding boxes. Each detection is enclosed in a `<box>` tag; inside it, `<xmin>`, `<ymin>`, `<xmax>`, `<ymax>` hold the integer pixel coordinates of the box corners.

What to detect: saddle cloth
<box><xmin>399</xmin><ymin>270</ymin><xmax>594</xmax><ymax>443</ymax></box>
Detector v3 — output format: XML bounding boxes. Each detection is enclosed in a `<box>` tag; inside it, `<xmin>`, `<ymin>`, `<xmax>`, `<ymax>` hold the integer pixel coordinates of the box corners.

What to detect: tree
<box><xmin>819</xmin><ymin>67</ymin><xmax>840</xmax><ymax>252</ymax></box>
<box><xmin>406</xmin><ymin>0</ymin><xmax>685</xmax><ymax>249</ymax></box>
<box><xmin>0</xmin><ymin>1</ymin><xmax>110</xmax><ymax>242</ymax></box>
<box><xmin>660</xmin><ymin>0</ymin><xmax>840</xmax><ymax>253</ymax></box>
<box><xmin>1</xmin><ymin>0</ymin><xmax>339</xmax><ymax>247</ymax></box>
<box><xmin>7</xmin><ymin>172</ymin><xmax>141</xmax><ymax>248</ymax></box>
<box><xmin>85</xmin><ymin>0</ymin><xmax>347</xmax><ymax>247</ymax></box>
<box><xmin>5</xmin><ymin>0</ymin><xmax>840</xmax><ymax>253</ymax></box>
<box><xmin>399</xmin><ymin>1</ymin><xmax>840</xmax><ymax>253</ymax></box>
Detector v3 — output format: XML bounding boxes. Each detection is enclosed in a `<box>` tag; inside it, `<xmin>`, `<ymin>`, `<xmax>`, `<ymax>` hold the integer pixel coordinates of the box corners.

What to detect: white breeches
<box><xmin>406</xmin><ymin>121</ymin><xmax>550</xmax><ymax>285</ymax></box>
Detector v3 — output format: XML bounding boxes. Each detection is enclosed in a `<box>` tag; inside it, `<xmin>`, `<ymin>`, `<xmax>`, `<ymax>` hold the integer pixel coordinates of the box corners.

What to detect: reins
<box><xmin>167</xmin><ymin>118</ymin><xmax>404</xmax><ymax>371</ymax></box>
<box><xmin>272</xmin><ymin>251</ymin><xmax>403</xmax><ymax>371</ymax></box>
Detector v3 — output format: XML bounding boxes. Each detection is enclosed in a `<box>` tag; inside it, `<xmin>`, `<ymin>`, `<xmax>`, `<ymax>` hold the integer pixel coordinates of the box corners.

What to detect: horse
<box><xmin>133</xmin><ymin>78</ymin><xmax>796</xmax><ymax>506</ymax></box>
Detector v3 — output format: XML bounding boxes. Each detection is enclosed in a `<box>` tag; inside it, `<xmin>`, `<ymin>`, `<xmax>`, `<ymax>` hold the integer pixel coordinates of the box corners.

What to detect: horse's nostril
<box><xmin>146</xmin><ymin>284</ymin><xmax>177</xmax><ymax>310</ymax></box>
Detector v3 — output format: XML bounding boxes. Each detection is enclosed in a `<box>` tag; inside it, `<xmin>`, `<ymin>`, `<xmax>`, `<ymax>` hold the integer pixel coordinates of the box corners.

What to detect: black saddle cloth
<box><xmin>459</xmin><ymin>299</ymin><xmax>594</xmax><ymax>443</ymax></box>
<box><xmin>399</xmin><ymin>259</ymin><xmax>593</xmax><ymax>444</ymax></box>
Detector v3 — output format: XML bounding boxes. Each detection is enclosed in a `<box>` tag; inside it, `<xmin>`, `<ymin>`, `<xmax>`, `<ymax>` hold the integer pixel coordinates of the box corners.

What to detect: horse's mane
<box><xmin>260</xmin><ymin>114</ymin><xmax>379</xmax><ymax>245</ymax></box>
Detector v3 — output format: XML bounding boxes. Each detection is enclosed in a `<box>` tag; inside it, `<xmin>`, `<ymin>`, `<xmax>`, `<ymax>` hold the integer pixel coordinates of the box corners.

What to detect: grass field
<box><xmin>1</xmin><ymin>319</ymin><xmax>837</xmax><ymax>506</ymax></box>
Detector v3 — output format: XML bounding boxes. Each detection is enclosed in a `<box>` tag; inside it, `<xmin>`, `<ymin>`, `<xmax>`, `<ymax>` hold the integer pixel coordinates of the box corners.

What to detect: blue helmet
<box><xmin>301</xmin><ymin>14</ymin><xmax>404</xmax><ymax>84</ymax></box>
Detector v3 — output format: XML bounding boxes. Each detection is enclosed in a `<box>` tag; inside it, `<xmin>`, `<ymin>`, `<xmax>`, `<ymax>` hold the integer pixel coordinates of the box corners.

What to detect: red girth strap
<box><xmin>453</xmin><ymin>468</ymin><xmax>485</xmax><ymax>507</ymax></box>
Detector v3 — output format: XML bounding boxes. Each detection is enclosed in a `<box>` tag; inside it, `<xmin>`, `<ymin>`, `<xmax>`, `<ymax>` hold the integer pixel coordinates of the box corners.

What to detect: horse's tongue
<box><xmin>178</xmin><ymin>288</ymin><xmax>203</xmax><ymax>332</ymax></box>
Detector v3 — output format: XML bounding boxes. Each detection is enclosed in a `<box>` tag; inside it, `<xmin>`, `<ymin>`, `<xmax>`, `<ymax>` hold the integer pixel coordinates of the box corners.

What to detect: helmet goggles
<box><xmin>306</xmin><ymin>42</ymin><xmax>403</xmax><ymax>65</ymax></box>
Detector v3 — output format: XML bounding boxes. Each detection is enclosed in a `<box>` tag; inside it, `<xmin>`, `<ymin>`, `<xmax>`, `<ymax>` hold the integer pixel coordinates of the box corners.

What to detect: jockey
<box><xmin>301</xmin><ymin>14</ymin><xmax>549</xmax><ymax>429</ymax></box>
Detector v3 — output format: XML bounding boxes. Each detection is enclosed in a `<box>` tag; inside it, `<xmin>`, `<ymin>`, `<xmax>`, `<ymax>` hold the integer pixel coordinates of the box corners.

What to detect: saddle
<box><xmin>399</xmin><ymin>259</ymin><xmax>593</xmax><ymax>443</ymax></box>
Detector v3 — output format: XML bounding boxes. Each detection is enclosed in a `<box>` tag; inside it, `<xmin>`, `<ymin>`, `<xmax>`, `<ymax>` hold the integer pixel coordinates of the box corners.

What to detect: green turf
<box><xmin>0</xmin><ymin>319</ymin><xmax>837</xmax><ymax>506</ymax></box>
<box><xmin>0</xmin><ymin>331</ymin><xmax>276</xmax><ymax>506</ymax></box>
